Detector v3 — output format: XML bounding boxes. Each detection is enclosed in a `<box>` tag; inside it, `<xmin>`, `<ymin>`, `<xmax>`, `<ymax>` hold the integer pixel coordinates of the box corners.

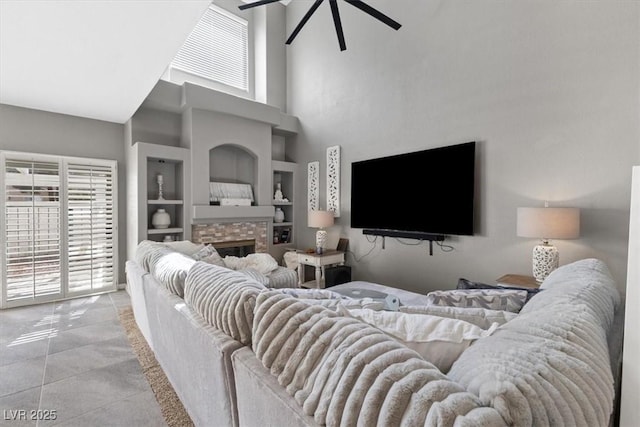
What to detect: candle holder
<box><xmin>157</xmin><ymin>174</ymin><xmax>165</xmax><ymax>200</ymax></box>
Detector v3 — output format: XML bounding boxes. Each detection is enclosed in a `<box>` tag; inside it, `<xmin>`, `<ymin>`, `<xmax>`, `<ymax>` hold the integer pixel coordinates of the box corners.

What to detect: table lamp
<box><xmin>517</xmin><ymin>204</ymin><xmax>580</xmax><ymax>282</ymax></box>
<box><xmin>308</xmin><ymin>210</ymin><xmax>334</xmax><ymax>254</ymax></box>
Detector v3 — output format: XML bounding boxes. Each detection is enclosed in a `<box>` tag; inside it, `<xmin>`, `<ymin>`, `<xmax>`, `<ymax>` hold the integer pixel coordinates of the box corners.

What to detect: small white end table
<box><xmin>297</xmin><ymin>250</ymin><xmax>345</xmax><ymax>289</ymax></box>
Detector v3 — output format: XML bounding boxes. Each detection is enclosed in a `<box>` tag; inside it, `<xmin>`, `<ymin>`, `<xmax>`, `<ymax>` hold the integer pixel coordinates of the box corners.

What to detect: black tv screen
<box><xmin>350</xmin><ymin>141</ymin><xmax>476</xmax><ymax>236</ymax></box>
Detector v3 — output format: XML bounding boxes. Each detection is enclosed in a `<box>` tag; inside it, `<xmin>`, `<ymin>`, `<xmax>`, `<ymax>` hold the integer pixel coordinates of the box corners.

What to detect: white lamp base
<box><xmin>315</xmin><ymin>229</ymin><xmax>327</xmax><ymax>254</ymax></box>
<box><xmin>532</xmin><ymin>243</ymin><xmax>559</xmax><ymax>282</ymax></box>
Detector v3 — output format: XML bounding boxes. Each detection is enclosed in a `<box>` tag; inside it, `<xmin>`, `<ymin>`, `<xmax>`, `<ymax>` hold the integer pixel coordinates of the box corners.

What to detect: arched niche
<box><xmin>209</xmin><ymin>144</ymin><xmax>257</xmax><ymax>187</ymax></box>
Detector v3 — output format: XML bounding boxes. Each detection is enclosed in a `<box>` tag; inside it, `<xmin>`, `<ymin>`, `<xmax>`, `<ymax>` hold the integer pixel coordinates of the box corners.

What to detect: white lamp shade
<box><xmin>308</xmin><ymin>210</ymin><xmax>334</xmax><ymax>228</ymax></box>
<box><xmin>517</xmin><ymin>207</ymin><xmax>580</xmax><ymax>240</ymax></box>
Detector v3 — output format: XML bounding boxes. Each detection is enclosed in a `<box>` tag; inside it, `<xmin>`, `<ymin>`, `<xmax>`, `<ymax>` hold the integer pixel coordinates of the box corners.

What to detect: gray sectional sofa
<box><xmin>125</xmin><ymin>242</ymin><xmax>623</xmax><ymax>427</ymax></box>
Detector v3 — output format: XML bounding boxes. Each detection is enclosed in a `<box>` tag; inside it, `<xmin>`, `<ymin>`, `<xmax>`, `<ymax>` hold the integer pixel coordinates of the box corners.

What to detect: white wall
<box><xmin>620</xmin><ymin>166</ymin><xmax>640</xmax><ymax>426</ymax></box>
<box><xmin>287</xmin><ymin>0</ymin><xmax>639</xmax><ymax>293</ymax></box>
<box><xmin>0</xmin><ymin>103</ymin><xmax>127</xmax><ymax>284</ymax></box>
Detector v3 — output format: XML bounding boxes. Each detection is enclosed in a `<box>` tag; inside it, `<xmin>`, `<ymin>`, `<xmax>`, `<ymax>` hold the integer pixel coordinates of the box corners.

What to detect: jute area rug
<box><xmin>118</xmin><ymin>306</ymin><xmax>194</xmax><ymax>427</ymax></box>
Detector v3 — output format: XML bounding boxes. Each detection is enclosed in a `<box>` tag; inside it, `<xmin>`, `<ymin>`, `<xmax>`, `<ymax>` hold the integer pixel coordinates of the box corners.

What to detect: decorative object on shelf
<box><xmin>151</xmin><ymin>208</ymin><xmax>171</xmax><ymax>229</ymax></box>
<box><xmin>517</xmin><ymin>203</ymin><xmax>580</xmax><ymax>282</ymax></box>
<box><xmin>307</xmin><ymin>161</ymin><xmax>319</xmax><ymax>211</ymax></box>
<box><xmin>209</xmin><ymin>182</ymin><xmax>254</xmax><ymax>205</ymax></box>
<box><xmin>239</xmin><ymin>0</ymin><xmax>401</xmax><ymax>52</ymax></box>
<box><xmin>156</xmin><ymin>174</ymin><xmax>165</xmax><ymax>200</ymax></box>
<box><xmin>274</xmin><ymin>182</ymin><xmax>284</xmax><ymax>202</ymax></box>
<box><xmin>274</xmin><ymin>207</ymin><xmax>285</xmax><ymax>223</ymax></box>
<box><xmin>163</xmin><ymin>235</ymin><xmax>174</xmax><ymax>242</ymax></box>
<box><xmin>327</xmin><ymin>145</ymin><xmax>341</xmax><ymax>217</ymax></box>
<box><xmin>308</xmin><ymin>210</ymin><xmax>334</xmax><ymax>254</ymax></box>
<box><xmin>280</xmin><ymin>228</ymin><xmax>290</xmax><ymax>243</ymax></box>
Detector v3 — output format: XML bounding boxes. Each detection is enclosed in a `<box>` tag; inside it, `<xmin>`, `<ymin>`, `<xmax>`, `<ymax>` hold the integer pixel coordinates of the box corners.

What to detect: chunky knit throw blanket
<box><xmin>184</xmin><ymin>261</ymin><xmax>265</xmax><ymax>346</ymax></box>
<box><xmin>252</xmin><ymin>290</ymin><xmax>506</xmax><ymax>426</ymax></box>
<box><xmin>447</xmin><ymin>258</ymin><xmax>620</xmax><ymax>427</ymax></box>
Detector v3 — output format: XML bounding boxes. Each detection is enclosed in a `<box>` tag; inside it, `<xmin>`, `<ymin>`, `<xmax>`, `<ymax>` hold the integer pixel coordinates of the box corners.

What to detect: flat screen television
<box><xmin>350</xmin><ymin>141</ymin><xmax>476</xmax><ymax>236</ymax></box>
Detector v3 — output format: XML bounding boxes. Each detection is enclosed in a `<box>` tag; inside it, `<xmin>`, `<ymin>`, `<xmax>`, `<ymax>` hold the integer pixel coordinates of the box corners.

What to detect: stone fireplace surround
<box><xmin>192</xmin><ymin>222</ymin><xmax>268</xmax><ymax>254</ymax></box>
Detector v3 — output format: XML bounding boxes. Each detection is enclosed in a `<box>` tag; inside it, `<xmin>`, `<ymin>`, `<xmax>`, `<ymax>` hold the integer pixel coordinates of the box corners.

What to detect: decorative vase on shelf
<box><xmin>274</xmin><ymin>183</ymin><xmax>284</xmax><ymax>202</ymax></box>
<box><xmin>152</xmin><ymin>209</ymin><xmax>171</xmax><ymax>229</ymax></box>
<box><xmin>274</xmin><ymin>207</ymin><xmax>285</xmax><ymax>223</ymax></box>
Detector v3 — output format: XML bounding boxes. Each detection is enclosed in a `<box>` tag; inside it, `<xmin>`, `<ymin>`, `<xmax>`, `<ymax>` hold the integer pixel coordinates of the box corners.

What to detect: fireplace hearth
<box><xmin>212</xmin><ymin>240</ymin><xmax>255</xmax><ymax>257</ymax></box>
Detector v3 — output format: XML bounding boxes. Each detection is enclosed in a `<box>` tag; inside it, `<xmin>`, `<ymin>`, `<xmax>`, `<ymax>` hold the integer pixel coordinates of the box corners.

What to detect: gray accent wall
<box><xmin>0</xmin><ymin>103</ymin><xmax>127</xmax><ymax>284</ymax></box>
<box><xmin>286</xmin><ymin>1</ymin><xmax>640</xmax><ymax>293</ymax></box>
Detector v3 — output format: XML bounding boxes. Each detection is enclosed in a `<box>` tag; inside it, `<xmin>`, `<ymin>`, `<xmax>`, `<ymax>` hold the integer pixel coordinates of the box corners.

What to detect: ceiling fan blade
<box><xmin>344</xmin><ymin>0</ymin><xmax>401</xmax><ymax>30</ymax></box>
<box><xmin>329</xmin><ymin>0</ymin><xmax>346</xmax><ymax>51</ymax></box>
<box><xmin>239</xmin><ymin>0</ymin><xmax>281</xmax><ymax>11</ymax></box>
<box><xmin>286</xmin><ymin>0</ymin><xmax>325</xmax><ymax>45</ymax></box>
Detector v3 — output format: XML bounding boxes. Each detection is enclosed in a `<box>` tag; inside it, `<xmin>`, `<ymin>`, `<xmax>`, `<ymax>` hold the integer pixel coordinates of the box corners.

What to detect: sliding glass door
<box><xmin>1</xmin><ymin>152</ymin><xmax>118</xmax><ymax>308</ymax></box>
<box><xmin>2</xmin><ymin>157</ymin><xmax>62</xmax><ymax>304</ymax></box>
<box><xmin>67</xmin><ymin>163</ymin><xmax>116</xmax><ymax>294</ymax></box>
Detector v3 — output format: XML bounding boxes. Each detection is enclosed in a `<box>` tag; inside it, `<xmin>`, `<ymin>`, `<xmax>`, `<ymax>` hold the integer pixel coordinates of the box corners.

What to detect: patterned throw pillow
<box><xmin>425</xmin><ymin>289</ymin><xmax>528</xmax><ymax>313</ymax></box>
<box><xmin>191</xmin><ymin>244</ymin><xmax>225</xmax><ymax>267</ymax></box>
<box><xmin>457</xmin><ymin>278</ymin><xmax>542</xmax><ymax>303</ymax></box>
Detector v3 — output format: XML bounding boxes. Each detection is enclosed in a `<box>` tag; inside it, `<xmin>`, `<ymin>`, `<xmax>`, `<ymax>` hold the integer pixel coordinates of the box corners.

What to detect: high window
<box><xmin>1</xmin><ymin>152</ymin><xmax>117</xmax><ymax>308</ymax></box>
<box><xmin>166</xmin><ymin>3</ymin><xmax>253</xmax><ymax>98</ymax></box>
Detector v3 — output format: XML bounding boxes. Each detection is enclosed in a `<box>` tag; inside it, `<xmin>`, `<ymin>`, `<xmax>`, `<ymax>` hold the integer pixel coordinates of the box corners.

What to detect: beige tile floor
<box><xmin>0</xmin><ymin>291</ymin><xmax>167</xmax><ymax>426</ymax></box>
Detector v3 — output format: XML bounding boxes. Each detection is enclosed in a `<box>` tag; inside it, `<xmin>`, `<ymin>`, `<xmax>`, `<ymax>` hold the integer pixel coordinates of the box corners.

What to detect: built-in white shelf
<box><xmin>148</xmin><ymin>199</ymin><xmax>184</xmax><ymax>205</ymax></box>
<box><xmin>193</xmin><ymin>205</ymin><xmax>275</xmax><ymax>221</ymax></box>
<box><xmin>272</xmin><ymin>160</ymin><xmax>297</xmax><ymax>172</ymax></box>
<box><xmin>273</xmin><ymin>222</ymin><xmax>293</xmax><ymax>227</ymax></box>
<box><xmin>273</xmin><ymin>201</ymin><xmax>293</xmax><ymax>206</ymax></box>
<box><xmin>147</xmin><ymin>227</ymin><xmax>184</xmax><ymax>235</ymax></box>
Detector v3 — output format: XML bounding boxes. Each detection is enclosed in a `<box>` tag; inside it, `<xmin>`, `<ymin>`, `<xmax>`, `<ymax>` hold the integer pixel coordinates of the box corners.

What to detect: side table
<box><xmin>495</xmin><ymin>274</ymin><xmax>540</xmax><ymax>289</ymax></box>
<box><xmin>297</xmin><ymin>250</ymin><xmax>345</xmax><ymax>289</ymax></box>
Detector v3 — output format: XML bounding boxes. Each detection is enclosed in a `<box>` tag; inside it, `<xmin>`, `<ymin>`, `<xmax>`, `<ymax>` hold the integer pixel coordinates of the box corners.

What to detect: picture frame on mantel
<box><xmin>308</xmin><ymin>161</ymin><xmax>319</xmax><ymax>211</ymax></box>
<box><xmin>327</xmin><ymin>145</ymin><xmax>341</xmax><ymax>217</ymax></box>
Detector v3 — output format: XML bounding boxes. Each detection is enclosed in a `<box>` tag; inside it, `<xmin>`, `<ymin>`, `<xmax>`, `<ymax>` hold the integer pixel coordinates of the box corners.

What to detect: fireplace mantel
<box><xmin>192</xmin><ymin>205</ymin><xmax>275</xmax><ymax>221</ymax></box>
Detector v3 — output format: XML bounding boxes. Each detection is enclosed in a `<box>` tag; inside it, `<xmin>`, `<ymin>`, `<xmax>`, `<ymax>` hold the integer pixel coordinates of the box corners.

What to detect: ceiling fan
<box><xmin>239</xmin><ymin>0</ymin><xmax>401</xmax><ymax>51</ymax></box>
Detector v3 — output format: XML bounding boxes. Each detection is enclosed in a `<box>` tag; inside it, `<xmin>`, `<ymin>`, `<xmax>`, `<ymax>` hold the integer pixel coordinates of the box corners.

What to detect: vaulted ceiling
<box><xmin>0</xmin><ymin>0</ymin><xmax>211</xmax><ymax>123</ymax></box>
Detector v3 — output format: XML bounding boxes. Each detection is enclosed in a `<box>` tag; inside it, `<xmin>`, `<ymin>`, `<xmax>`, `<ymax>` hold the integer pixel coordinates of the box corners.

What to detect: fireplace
<box><xmin>212</xmin><ymin>240</ymin><xmax>255</xmax><ymax>257</ymax></box>
<box><xmin>192</xmin><ymin>221</ymin><xmax>268</xmax><ymax>253</ymax></box>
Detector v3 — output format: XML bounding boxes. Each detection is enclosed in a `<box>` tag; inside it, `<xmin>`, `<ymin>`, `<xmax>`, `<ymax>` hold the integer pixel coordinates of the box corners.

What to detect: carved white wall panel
<box><xmin>307</xmin><ymin>161</ymin><xmax>319</xmax><ymax>211</ymax></box>
<box><xmin>327</xmin><ymin>145</ymin><xmax>340</xmax><ymax>217</ymax></box>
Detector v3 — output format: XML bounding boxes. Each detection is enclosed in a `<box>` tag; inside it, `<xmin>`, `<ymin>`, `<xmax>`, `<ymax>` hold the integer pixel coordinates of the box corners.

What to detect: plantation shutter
<box><xmin>67</xmin><ymin>162</ymin><xmax>116</xmax><ymax>292</ymax></box>
<box><xmin>171</xmin><ymin>4</ymin><xmax>249</xmax><ymax>91</ymax></box>
<box><xmin>4</xmin><ymin>159</ymin><xmax>61</xmax><ymax>301</ymax></box>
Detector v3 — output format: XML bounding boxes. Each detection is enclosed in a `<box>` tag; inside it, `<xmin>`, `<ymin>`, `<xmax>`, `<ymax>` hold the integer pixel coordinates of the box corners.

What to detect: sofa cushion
<box><xmin>252</xmin><ymin>291</ymin><xmax>502</xmax><ymax>426</ymax></box>
<box><xmin>339</xmin><ymin>307</ymin><xmax>497</xmax><ymax>372</ymax></box>
<box><xmin>399</xmin><ymin>305</ymin><xmax>517</xmax><ymax>329</ymax></box>
<box><xmin>264</xmin><ymin>266</ymin><xmax>298</xmax><ymax>289</ymax></box>
<box><xmin>163</xmin><ymin>240</ymin><xmax>204</xmax><ymax>256</ymax></box>
<box><xmin>447</xmin><ymin>258</ymin><xmax>620</xmax><ymax>427</ymax></box>
<box><xmin>425</xmin><ymin>289</ymin><xmax>528</xmax><ymax>313</ymax></box>
<box><xmin>134</xmin><ymin>240</ymin><xmax>164</xmax><ymax>272</ymax></box>
<box><xmin>184</xmin><ymin>261</ymin><xmax>266</xmax><ymax>345</ymax></box>
<box><xmin>147</xmin><ymin>247</ymin><xmax>196</xmax><ymax>298</ymax></box>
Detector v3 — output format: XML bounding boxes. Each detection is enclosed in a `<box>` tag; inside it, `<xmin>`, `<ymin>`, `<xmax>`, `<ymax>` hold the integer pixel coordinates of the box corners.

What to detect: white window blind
<box><xmin>171</xmin><ymin>4</ymin><xmax>249</xmax><ymax>91</ymax></box>
<box><xmin>1</xmin><ymin>153</ymin><xmax>117</xmax><ymax>308</ymax></box>
<box><xmin>67</xmin><ymin>163</ymin><xmax>116</xmax><ymax>293</ymax></box>
<box><xmin>4</xmin><ymin>159</ymin><xmax>61</xmax><ymax>301</ymax></box>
